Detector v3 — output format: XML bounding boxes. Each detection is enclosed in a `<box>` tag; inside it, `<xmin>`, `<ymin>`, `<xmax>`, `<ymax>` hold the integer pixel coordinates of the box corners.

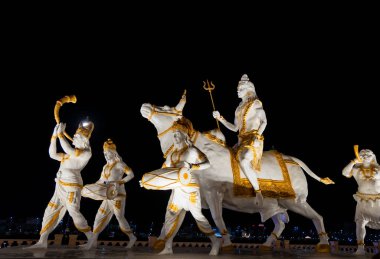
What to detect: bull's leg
<box><xmin>262</xmin><ymin>213</ymin><xmax>287</xmax><ymax>247</ymax></box>
<box><xmin>354</xmin><ymin>219</ymin><xmax>368</xmax><ymax>255</ymax></box>
<box><xmin>203</xmin><ymin>189</ymin><xmax>233</xmax><ymax>249</ymax></box>
<box><xmin>279</xmin><ymin>200</ymin><xmax>330</xmax><ymax>252</ymax></box>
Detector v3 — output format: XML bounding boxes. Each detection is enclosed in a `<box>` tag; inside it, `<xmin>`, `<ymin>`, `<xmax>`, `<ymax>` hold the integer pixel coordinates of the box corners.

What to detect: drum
<box><xmin>81</xmin><ymin>182</ymin><xmax>118</xmax><ymax>200</ymax></box>
<box><xmin>141</xmin><ymin>167</ymin><xmax>181</xmax><ymax>190</ymax></box>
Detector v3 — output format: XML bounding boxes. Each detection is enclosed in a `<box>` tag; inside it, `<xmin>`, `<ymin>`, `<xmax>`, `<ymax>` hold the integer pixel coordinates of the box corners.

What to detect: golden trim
<box><xmin>115</xmin><ymin>200</ymin><xmax>121</xmax><ymax>210</ymax></box>
<box><xmin>241</xmin><ymin>100</ymin><xmax>254</xmax><ymax>134</ymax></box>
<box><xmin>318</xmin><ymin>232</ymin><xmax>327</xmax><ymax>237</ymax></box>
<box><xmin>190</xmin><ymin>192</ymin><xmax>197</xmax><ymax>204</ymax></box>
<box><xmin>68</xmin><ymin>192</ymin><xmax>74</xmax><ymax>203</ymax></box>
<box><xmin>283</xmin><ymin>159</ymin><xmax>298</xmax><ymax>165</ymax></box>
<box><xmin>203</xmin><ymin>132</ymin><xmax>226</xmax><ymax>146</ymax></box>
<box><xmin>355</xmin><ymin>192</ymin><xmax>380</xmax><ymax>201</ymax></box>
<box><xmin>75</xmin><ymin>225</ymin><xmax>91</xmax><ymax>233</ymax></box>
<box><xmin>231</xmin><ymin>150</ymin><xmax>296</xmax><ymax>198</ymax></box>
<box><xmin>168</xmin><ymin>203</ymin><xmax>179</xmax><ymax>212</ymax></box>
<box><xmin>102</xmin><ymin>161</ymin><xmax>117</xmax><ymax>179</ymax></box>
<box><xmin>357</xmin><ymin>240</ymin><xmax>365</xmax><ymax>245</ymax></box>
<box><xmin>271</xmin><ymin>232</ymin><xmax>278</xmax><ymax>239</ymax></box>
<box><xmin>48</xmin><ymin>201</ymin><xmax>59</xmax><ymax>209</ymax></box>
<box><xmin>51</xmin><ymin>135</ymin><xmax>57</xmax><ymax>141</ymax></box>
<box><xmin>40</xmin><ymin>207</ymin><xmax>63</xmax><ymax>234</ymax></box>
<box><xmin>164</xmin><ymin>214</ymin><xmax>180</xmax><ymax>241</ymax></box>
<box><xmin>93</xmin><ymin>212</ymin><xmax>111</xmax><ymax>234</ymax></box>
<box><xmin>58</xmin><ymin>179</ymin><xmax>83</xmax><ymax>188</ymax></box>
<box><xmin>75</xmin><ymin>149</ymin><xmax>83</xmax><ymax>157</ymax></box>
<box><xmin>163</xmin><ymin>145</ymin><xmax>174</xmax><ymax>159</ymax></box>
<box><xmin>99</xmin><ymin>208</ymin><xmax>107</xmax><ymax>214</ymax></box>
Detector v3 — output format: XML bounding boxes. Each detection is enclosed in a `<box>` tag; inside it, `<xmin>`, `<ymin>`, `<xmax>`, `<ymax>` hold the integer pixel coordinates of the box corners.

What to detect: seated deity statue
<box><xmin>213</xmin><ymin>74</ymin><xmax>266</xmax><ymax>207</ymax></box>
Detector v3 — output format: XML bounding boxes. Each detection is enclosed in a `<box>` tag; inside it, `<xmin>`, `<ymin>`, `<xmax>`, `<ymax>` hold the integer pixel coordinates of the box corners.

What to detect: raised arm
<box><xmin>57</xmin><ymin>122</ymin><xmax>75</xmax><ymax>156</ymax></box>
<box><xmin>186</xmin><ymin>148</ymin><xmax>211</xmax><ymax>171</ymax></box>
<box><xmin>49</xmin><ymin>124</ymin><xmax>65</xmax><ymax>161</ymax></box>
<box><xmin>212</xmin><ymin>111</ymin><xmax>238</xmax><ymax>132</ymax></box>
<box><xmin>342</xmin><ymin>158</ymin><xmax>359</xmax><ymax>178</ymax></box>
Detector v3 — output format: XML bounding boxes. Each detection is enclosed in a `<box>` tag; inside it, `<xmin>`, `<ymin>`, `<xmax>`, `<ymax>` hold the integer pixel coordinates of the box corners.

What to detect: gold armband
<box><xmin>255</xmin><ymin>189</ymin><xmax>262</xmax><ymax>193</ymax></box>
<box><xmin>51</xmin><ymin>135</ymin><xmax>57</xmax><ymax>141</ymax></box>
<box><xmin>255</xmin><ymin>133</ymin><xmax>264</xmax><ymax>141</ymax></box>
<box><xmin>191</xmin><ymin>164</ymin><xmax>200</xmax><ymax>170</ymax></box>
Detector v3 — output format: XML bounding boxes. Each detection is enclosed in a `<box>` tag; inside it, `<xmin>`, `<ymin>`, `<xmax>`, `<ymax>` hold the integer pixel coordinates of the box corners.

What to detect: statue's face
<box><xmin>359</xmin><ymin>149</ymin><xmax>375</xmax><ymax>163</ymax></box>
<box><xmin>73</xmin><ymin>133</ymin><xmax>86</xmax><ymax>149</ymax></box>
<box><xmin>104</xmin><ymin>150</ymin><xmax>116</xmax><ymax>162</ymax></box>
<box><xmin>237</xmin><ymin>84</ymin><xmax>250</xmax><ymax>98</ymax></box>
<box><xmin>173</xmin><ymin>130</ymin><xmax>185</xmax><ymax>145</ymax></box>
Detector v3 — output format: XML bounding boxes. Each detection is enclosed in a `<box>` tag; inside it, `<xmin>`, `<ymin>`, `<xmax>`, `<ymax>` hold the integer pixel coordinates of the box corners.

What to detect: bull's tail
<box><xmin>289</xmin><ymin>156</ymin><xmax>335</xmax><ymax>185</ymax></box>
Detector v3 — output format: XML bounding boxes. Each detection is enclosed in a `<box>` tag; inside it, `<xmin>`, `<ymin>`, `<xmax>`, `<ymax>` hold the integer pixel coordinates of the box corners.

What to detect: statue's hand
<box><xmin>213</xmin><ymin>111</ymin><xmax>221</xmax><ymax>120</ymax></box>
<box><xmin>53</xmin><ymin>124</ymin><xmax>59</xmax><ymax>136</ymax></box>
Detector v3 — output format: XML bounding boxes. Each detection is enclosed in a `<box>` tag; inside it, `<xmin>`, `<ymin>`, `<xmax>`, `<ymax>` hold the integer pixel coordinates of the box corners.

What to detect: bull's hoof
<box><xmin>259</xmin><ymin>245</ymin><xmax>273</xmax><ymax>252</ymax></box>
<box><xmin>221</xmin><ymin>244</ymin><xmax>234</xmax><ymax>252</ymax></box>
<box><xmin>316</xmin><ymin>244</ymin><xmax>330</xmax><ymax>253</ymax></box>
<box><xmin>153</xmin><ymin>240</ymin><xmax>165</xmax><ymax>251</ymax></box>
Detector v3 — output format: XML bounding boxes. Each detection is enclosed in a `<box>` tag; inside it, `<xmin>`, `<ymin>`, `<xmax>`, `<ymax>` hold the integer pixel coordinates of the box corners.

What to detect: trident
<box><xmin>203</xmin><ymin>79</ymin><xmax>220</xmax><ymax>130</ymax></box>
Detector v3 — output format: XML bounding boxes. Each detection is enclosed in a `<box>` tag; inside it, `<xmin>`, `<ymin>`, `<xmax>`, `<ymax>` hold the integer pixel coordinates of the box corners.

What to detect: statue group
<box><xmin>26</xmin><ymin>75</ymin><xmax>379</xmax><ymax>256</ymax></box>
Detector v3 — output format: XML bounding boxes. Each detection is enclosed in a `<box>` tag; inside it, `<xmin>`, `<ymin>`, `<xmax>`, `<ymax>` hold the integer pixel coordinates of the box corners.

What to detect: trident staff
<box><xmin>203</xmin><ymin>80</ymin><xmax>220</xmax><ymax>130</ymax></box>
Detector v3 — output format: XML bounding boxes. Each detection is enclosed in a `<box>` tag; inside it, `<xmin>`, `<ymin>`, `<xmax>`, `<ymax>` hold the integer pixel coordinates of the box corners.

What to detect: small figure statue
<box><xmin>343</xmin><ymin>148</ymin><xmax>380</xmax><ymax>255</ymax></box>
<box><xmin>25</xmin><ymin>121</ymin><xmax>95</xmax><ymax>249</ymax></box>
<box><xmin>149</xmin><ymin>119</ymin><xmax>221</xmax><ymax>256</ymax></box>
<box><xmin>213</xmin><ymin>74</ymin><xmax>266</xmax><ymax>206</ymax></box>
<box><xmin>82</xmin><ymin>139</ymin><xmax>136</xmax><ymax>248</ymax></box>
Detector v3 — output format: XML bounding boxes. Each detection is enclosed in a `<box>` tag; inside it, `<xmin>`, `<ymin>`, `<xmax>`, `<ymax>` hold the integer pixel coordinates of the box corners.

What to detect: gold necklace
<box><xmin>103</xmin><ymin>161</ymin><xmax>117</xmax><ymax>179</ymax></box>
<box><xmin>170</xmin><ymin>146</ymin><xmax>188</xmax><ymax>166</ymax></box>
<box><xmin>360</xmin><ymin>165</ymin><xmax>375</xmax><ymax>180</ymax></box>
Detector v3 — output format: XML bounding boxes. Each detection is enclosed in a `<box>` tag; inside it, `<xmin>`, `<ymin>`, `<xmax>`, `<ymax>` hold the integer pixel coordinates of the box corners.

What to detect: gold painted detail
<box><xmin>164</xmin><ymin>214</ymin><xmax>180</xmax><ymax>241</ymax></box>
<box><xmin>359</xmin><ymin>165</ymin><xmax>377</xmax><ymax>180</ymax></box>
<box><xmin>58</xmin><ymin>179</ymin><xmax>83</xmax><ymax>188</ymax></box>
<box><xmin>75</xmin><ymin>225</ymin><xmax>91</xmax><ymax>233</ymax></box>
<box><xmin>115</xmin><ymin>200</ymin><xmax>121</xmax><ymax>210</ymax></box>
<box><xmin>203</xmin><ymin>132</ymin><xmax>226</xmax><ymax>146</ymax></box>
<box><xmin>284</xmin><ymin>159</ymin><xmax>299</xmax><ymax>165</ymax></box>
<box><xmin>318</xmin><ymin>232</ymin><xmax>328</xmax><ymax>237</ymax></box>
<box><xmin>120</xmin><ymin>227</ymin><xmax>133</xmax><ymax>235</ymax></box>
<box><xmin>102</xmin><ymin>161</ymin><xmax>117</xmax><ymax>179</ymax></box>
<box><xmin>124</xmin><ymin>166</ymin><xmax>131</xmax><ymax>174</ymax></box>
<box><xmin>163</xmin><ymin>144</ymin><xmax>174</xmax><ymax>159</ymax></box>
<box><xmin>170</xmin><ymin>146</ymin><xmax>188</xmax><ymax>166</ymax></box>
<box><xmin>196</xmin><ymin>223</ymin><xmax>215</xmax><ymax>235</ymax></box>
<box><xmin>190</xmin><ymin>192</ymin><xmax>197</xmax><ymax>204</ymax></box>
<box><xmin>191</xmin><ymin>164</ymin><xmax>200</xmax><ymax>170</ymax></box>
<box><xmin>60</xmin><ymin>154</ymin><xmax>70</xmax><ymax>163</ymax></box>
<box><xmin>75</xmin><ymin>149</ymin><xmax>83</xmax><ymax>157</ymax></box>
<box><xmin>355</xmin><ymin>192</ymin><xmax>380</xmax><ymax>201</ymax></box>
<box><xmin>40</xmin><ymin>207</ymin><xmax>63</xmax><ymax>234</ymax></box>
<box><xmin>168</xmin><ymin>203</ymin><xmax>179</xmax><ymax>213</ymax></box>
<box><xmin>68</xmin><ymin>192</ymin><xmax>74</xmax><ymax>203</ymax></box>
<box><xmin>231</xmin><ymin>150</ymin><xmax>296</xmax><ymax>198</ymax></box>
<box><xmin>93</xmin><ymin>212</ymin><xmax>111</xmax><ymax>234</ymax></box>
<box><xmin>241</xmin><ymin>100</ymin><xmax>254</xmax><ymax>134</ymax></box>
<box><xmin>99</xmin><ymin>208</ymin><xmax>107</xmax><ymax>214</ymax></box>
<box><xmin>271</xmin><ymin>232</ymin><xmax>279</xmax><ymax>239</ymax></box>
<box><xmin>357</xmin><ymin>240</ymin><xmax>365</xmax><ymax>245</ymax></box>
<box><xmin>48</xmin><ymin>201</ymin><xmax>59</xmax><ymax>209</ymax></box>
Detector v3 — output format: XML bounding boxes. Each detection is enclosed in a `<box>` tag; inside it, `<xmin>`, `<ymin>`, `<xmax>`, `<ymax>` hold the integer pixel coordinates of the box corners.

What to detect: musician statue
<box><xmin>81</xmin><ymin>139</ymin><xmax>136</xmax><ymax>248</ymax></box>
<box><xmin>141</xmin><ymin>118</ymin><xmax>221</xmax><ymax>255</ymax></box>
<box><xmin>343</xmin><ymin>148</ymin><xmax>380</xmax><ymax>255</ymax></box>
<box><xmin>213</xmin><ymin>74</ymin><xmax>266</xmax><ymax>207</ymax></box>
<box><xmin>25</xmin><ymin>120</ymin><xmax>95</xmax><ymax>249</ymax></box>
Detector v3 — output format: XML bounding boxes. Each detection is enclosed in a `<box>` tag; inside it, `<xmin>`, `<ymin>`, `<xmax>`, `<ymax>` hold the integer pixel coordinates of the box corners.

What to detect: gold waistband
<box><xmin>58</xmin><ymin>179</ymin><xmax>83</xmax><ymax>188</ymax></box>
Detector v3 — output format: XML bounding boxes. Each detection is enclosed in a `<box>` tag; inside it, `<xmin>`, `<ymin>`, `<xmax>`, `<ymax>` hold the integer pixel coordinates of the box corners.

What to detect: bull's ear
<box><xmin>175</xmin><ymin>89</ymin><xmax>187</xmax><ymax>113</ymax></box>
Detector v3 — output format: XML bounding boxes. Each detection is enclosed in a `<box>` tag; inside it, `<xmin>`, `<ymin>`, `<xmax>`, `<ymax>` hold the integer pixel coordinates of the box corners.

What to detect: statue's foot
<box><xmin>78</xmin><ymin>239</ymin><xmax>96</xmax><ymax>250</ymax></box>
<box><xmin>23</xmin><ymin>242</ymin><xmax>47</xmax><ymax>250</ymax></box>
<box><xmin>209</xmin><ymin>237</ymin><xmax>221</xmax><ymax>256</ymax></box>
<box><xmin>354</xmin><ymin>248</ymin><xmax>365</xmax><ymax>256</ymax></box>
<box><xmin>158</xmin><ymin>247</ymin><xmax>173</xmax><ymax>255</ymax></box>
<box><xmin>126</xmin><ymin>235</ymin><xmax>137</xmax><ymax>249</ymax></box>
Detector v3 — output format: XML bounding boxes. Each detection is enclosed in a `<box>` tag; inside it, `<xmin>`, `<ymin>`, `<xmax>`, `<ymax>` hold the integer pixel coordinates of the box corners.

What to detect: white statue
<box><xmin>25</xmin><ymin>121</ymin><xmax>95</xmax><ymax>250</ymax></box>
<box><xmin>142</xmin><ymin>120</ymin><xmax>221</xmax><ymax>256</ymax></box>
<box><xmin>140</xmin><ymin>90</ymin><xmax>334</xmax><ymax>252</ymax></box>
<box><xmin>342</xmin><ymin>148</ymin><xmax>380</xmax><ymax>255</ymax></box>
<box><xmin>213</xmin><ymin>74</ymin><xmax>266</xmax><ymax>207</ymax></box>
<box><xmin>81</xmin><ymin>139</ymin><xmax>137</xmax><ymax>249</ymax></box>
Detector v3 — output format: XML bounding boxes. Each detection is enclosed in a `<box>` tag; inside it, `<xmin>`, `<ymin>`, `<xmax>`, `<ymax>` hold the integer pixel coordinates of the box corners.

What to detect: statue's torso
<box><xmin>57</xmin><ymin>151</ymin><xmax>91</xmax><ymax>183</ymax></box>
<box><xmin>235</xmin><ymin>99</ymin><xmax>263</xmax><ymax>134</ymax></box>
<box><xmin>353</xmin><ymin>165</ymin><xmax>380</xmax><ymax>194</ymax></box>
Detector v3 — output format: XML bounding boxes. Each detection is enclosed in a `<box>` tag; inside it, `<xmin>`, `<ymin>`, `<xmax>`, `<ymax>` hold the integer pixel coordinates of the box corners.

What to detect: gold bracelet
<box><xmin>255</xmin><ymin>189</ymin><xmax>262</xmax><ymax>193</ymax></box>
<box><xmin>51</xmin><ymin>135</ymin><xmax>57</xmax><ymax>141</ymax></box>
<box><xmin>58</xmin><ymin>133</ymin><xmax>64</xmax><ymax>139</ymax></box>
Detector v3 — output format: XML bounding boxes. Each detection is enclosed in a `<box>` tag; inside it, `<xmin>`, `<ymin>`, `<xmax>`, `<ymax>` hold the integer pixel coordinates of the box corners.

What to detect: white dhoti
<box><xmin>40</xmin><ymin>180</ymin><xmax>91</xmax><ymax>235</ymax></box>
<box><xmin>161</xmin><ymin>187</ymin><xmax>215</xmax><ymax>241</ymax></box>
<box><xmin>354</xmin><ymin>193</ymin><xmax>380</xmax><ymax>229</ymax></box>
<box><xmin>93</xmin><ymin>195</ymin><xmax>133</xmax><ymax>235</ymax></box>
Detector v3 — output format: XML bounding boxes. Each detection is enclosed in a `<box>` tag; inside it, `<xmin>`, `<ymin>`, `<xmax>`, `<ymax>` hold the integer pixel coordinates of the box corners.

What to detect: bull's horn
<box><xmin>354</xmin><ymin>145</ymin><xmax>362</xmax><ymax>162</ymax></box>
<box><xmin>175</xmin><ymin>89</ymin><xmax>187</xmax><ymax>113</ymax></box>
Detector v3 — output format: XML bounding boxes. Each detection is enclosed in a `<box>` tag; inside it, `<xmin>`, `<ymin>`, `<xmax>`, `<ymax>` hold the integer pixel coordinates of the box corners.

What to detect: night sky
<box><xmin>2</xmin><ymin>13</ymin><xmax>379</xmax><ymax>235</ymax></box>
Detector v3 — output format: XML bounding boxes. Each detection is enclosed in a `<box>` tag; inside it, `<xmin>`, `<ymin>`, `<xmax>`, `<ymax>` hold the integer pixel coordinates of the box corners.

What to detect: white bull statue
<box><xmin>342</xmin><ymin>148</ymin><xmax>380</xmax><ymax>255</ymax></box>
<box><xmin>140</xmin><ymin>95</ymin><xmax>334</xmax><ymax>252</ymax></box>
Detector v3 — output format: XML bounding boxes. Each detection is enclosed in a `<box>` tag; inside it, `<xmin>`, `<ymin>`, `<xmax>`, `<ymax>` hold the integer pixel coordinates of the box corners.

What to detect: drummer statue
<box><xmin>145</xmin><ymin>118</ymin><xmax>221</xmax><ymax>256</ymax></box>
<box><xmin>342</xmin><ymin>148</ymin><xmax>380</xmax><ymax>255</ymax></box>
<box><xmin>25</xmin><ymin>120</ymin><xmax>95</xmax><ymax>249</ymax></box>
<box><xmin>82</xmin><ymin>139</ymin><xmax>137</xmax><ymax>248</ymax></box>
